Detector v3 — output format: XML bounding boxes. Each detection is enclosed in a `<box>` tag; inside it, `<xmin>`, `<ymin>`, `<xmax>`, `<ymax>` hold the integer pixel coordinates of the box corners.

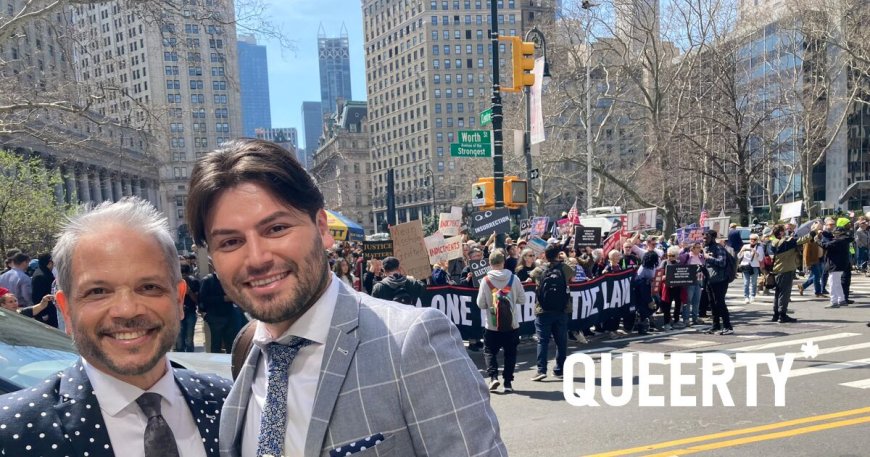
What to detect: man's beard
<box><xmin>74</xmin><ymin>316</ymin><xmax>176</xmax><ymax>376</ymax></box>
<box><xmin>230</xmin><ymin>238</ymin><xmax>330</xmax><ymax>324</ymax></box>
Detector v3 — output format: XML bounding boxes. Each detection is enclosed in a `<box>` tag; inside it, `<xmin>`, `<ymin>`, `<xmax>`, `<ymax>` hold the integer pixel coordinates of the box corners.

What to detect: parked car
<box><xmin>0</xmin><ymin>308</ymin><xmax>231</xmax><ymax>395</ymax></box>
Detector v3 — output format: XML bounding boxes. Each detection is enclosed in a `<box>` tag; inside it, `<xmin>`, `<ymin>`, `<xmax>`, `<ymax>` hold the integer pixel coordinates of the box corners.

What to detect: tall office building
<box><xmin>70</xmin><ymin>0</ymin><xmax>243</xmax><ymax>234</ymax></box>
<box><xmin>318</xmin><ymin>24</ymin><xmax>353</xmax><ymax>116</ymax></box>
<box><xmin>362</xmin><ymin>0</ymin><xmax>555</xmax><ymax>227</ymax></box>
<box><xmin>302</xmin><ymin>100</ymin><xmax>324</xmax><ymax>161</ymax></box>
<box><xmin>238</xmin><ymin>34</ymin><xmax>272</xmax><ymax>137</ymax></box>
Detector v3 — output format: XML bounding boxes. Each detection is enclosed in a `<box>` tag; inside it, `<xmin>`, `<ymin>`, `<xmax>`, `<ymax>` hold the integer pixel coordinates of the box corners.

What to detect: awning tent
<box><xmin>325</xmin><ymin>210</ymin><xmax>365</xmax><ymax>242</ymax></box>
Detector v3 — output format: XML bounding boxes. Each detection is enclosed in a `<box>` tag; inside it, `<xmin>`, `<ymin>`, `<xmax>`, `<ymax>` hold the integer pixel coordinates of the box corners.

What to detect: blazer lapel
<box><xmin>219</xmin><ymin>343</ymin><xmax>262</xmax><ymax>456</ymax></box>
<box><xmin>175</xmin><ymin>370</ymin><xmax>223</xmax><ymax>457</ymax></box>
<box><xmin>54</xmin><ymin>361</ymin><xmax>115</xmax><ymax>457</ymax></box>
<box><xmin>304</xmin><ymin>283</ymin><xmax>360</xmax><ymax>457</ymax></box>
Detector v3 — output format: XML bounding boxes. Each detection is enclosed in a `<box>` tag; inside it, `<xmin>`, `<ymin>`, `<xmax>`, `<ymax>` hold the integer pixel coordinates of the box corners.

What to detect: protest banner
<box><xmin>519</xmin><ymin>218</ymin><xmax>532</xmax><ymax>238</ymax></box>
<box><xmin>389</xmin><ymin>220</ymin><xmax>431</xmax><ymax>279</ymax></box>
<box><xmin>705</xmin><ymin>216</ymin><xmax>730</xmax><ymax>236</ymax></box>
<box><xmin>574</xmin><ymin>226</ymin><xmax>602</xmax><ymax>250</ymax></box>
<box><xmin>418</xmin><ymin>269</ymin><xmax>635</xmax><ymax>340</ymax></box>
<box><xmin>362</xmin><ymin>240</ymin><xmax>394</xmax><ymax>260</ymax></box>
<box><xmin>471</xmin><ymin>208</ymin><xmax>511</xmax><ymax>238</ymax></box>
<box><xmin>469</xmin><ymin>258</ymin><xmax>492</xmax><ymax>284</ymax></box>
<box><xmin>780</xmin><ymin>200</ymin><xmax>802</xmax><ymax>221</ymax></box>
<box><xmin>627</xmin><ymin>207</ymin><xmax>657</xmax><ymax>231</ymax></box>
<box><xmin>438</xmin><ymin>212</ymin><xmax>462</xmax><ymax>236</ymax></box>
<box><xmin>665</xmin><ymin>264</ymin><xmax>699</xmax><ymax>286</ymax></box>
<box><xmin>530</xmin><ymin>216</ymin><xmax>550</xmax><ymax>237</ymax></box>
<box><xmin>425</xmin><ymin>232</ymin><xmax>464</xmax><ymax>264</ymax></box>
<box><xmin>677</xmin><ymin>226</ymin><xmax>705</xmax><ymax>244</ymax></box>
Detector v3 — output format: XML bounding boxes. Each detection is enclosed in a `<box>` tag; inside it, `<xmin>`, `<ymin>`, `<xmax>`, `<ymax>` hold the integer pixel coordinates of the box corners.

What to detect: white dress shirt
<box><xmin>83</xmin><ymin>358</ymin><xmax>207</xmax><ymax>457</ymax></box>
<box><xmin>241</xmin><ymin>274</ymin><xmax>338</xmax><ymax>457</ymax></box>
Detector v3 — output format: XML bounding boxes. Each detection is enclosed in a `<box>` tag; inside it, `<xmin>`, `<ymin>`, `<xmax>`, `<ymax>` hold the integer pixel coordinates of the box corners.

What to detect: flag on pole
<box><xmin>699</xmin><ymin>208</ymin><xmax>708</xmax><ymax>228</ymax></box>
<box><xmin>567</xmin><ymin>198</ymin><xmax>580</xmax><ymax>225</ymax></box>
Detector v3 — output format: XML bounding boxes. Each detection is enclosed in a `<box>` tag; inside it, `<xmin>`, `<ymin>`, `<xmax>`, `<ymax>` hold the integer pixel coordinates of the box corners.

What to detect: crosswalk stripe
<box><xmin>572</xmin><ymin>346</ymin><xmax>617</xmax><ymax>355</ymax></box>
<box><xmin>840</xmin><ymin>378</ymin><xmax>870</xmax><ymax>389</ymax></box>
<box><xmin>728</xmin><ymin>332</ymin><xmax>860</xmax><ymax>352</ymax></box>
<box><xmin>709</xmin><ymin>342</ymin><xmax>870</xmax><ymax>371</ymax></box>
<box><xmin>766</xmin><ymin>358</ymin><xmax>870</xmax><ymax>378</ymax></box>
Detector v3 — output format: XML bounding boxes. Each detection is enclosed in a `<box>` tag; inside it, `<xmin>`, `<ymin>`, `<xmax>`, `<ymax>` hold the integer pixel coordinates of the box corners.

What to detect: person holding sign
<box><xmin>477</xmin><ymin>249</ymin><xmax>525</xmax><ymax>393</ymax></box>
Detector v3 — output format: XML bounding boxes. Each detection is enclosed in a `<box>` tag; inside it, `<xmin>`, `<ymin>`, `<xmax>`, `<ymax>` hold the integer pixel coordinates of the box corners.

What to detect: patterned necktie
<box><xmin>257</xmin><ymin>337</ymin><xmax>313</xmax><ymax>457</ymax></box>
<box><xmin>136</xmin><ymin>392</ymin><xmax>180</xmax><ymax>457</ymax></box>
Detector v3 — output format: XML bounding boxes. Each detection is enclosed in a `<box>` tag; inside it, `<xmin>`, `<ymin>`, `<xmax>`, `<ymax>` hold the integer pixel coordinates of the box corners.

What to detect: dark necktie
<box><xmin>136</xmin><ymin>392</ymin><xmax>181</xmax><ymax>457</ymax></box>
<box><xmin>257</xmin><ymin>337</ymin><xmax>313</xmax><ymax>457</ymax></box>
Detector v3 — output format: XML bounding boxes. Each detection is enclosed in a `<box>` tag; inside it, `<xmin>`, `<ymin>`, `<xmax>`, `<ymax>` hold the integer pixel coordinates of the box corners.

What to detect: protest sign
<box><xmin>438</xmin><ymin>212</ymin><xmax>462</xmax><ymax>236</ymax></box>
<box><xmin>556</xmin><ymin>218</ymin><xmax>573</xmax><ymax>236</ymax></box>
<box><xmin>425</xmin><ymin>232</ymin><xmax>464</xmax><ymax>264</ymax></box>
<box><xmin>677</xmin><ymin>226</ymin><xmax>705</xmax><ymax>244</ymax></box>
<box><xmin>705</xmin><ymin>216</ymin><xmax>730</xmax><ymax>236</ymax></box>
<box><xmin>530</xmin><ymin>216</ymin><xmax>549</xmax><ymax>237</ymax></box>
<box><xmin>419</xmin><ymin>269</ymin><xmax>635</xmax><ymax>340</ymax></box>
<box><xmin>780</xmin><ymin>200</ymin><xmax>803</xmax><ymax>221</ymax></box>
<box><xmin>469</xmin><ymin>258</ymin><xmax>492</xmax><ymax>284</ymax></box>
<box><xmin>574</xmin><ymin>226</ymin><xmax>602</xmax><ymax>250</ymax></box>
<box><xmin>665</xmin><ymin>264</ymin><xmax>698</xmax><ymax>286</ymax></box>
<box><xmin>527</xmin><ymin>236</ymin><xmax>547</xmax><ymax>254</ymax></box>
<box><xmin>471</xmin><ymin>208</ymin><xmax>511</xmax><ymax>238</ymax></box>
<box><xmin>389</xmin><ymin>220</ymin><xmax>431</xmax><ymax>279</ymax></box>
<box><xmin>451</xmin><ymin>205</ymin><xmax>463</xmax><ymax>216</ymax></box>
<box><xmin>362</xmin><ymin>240</ymin><xmax>394</xmax><ymax>260</ymax></box>
<box><xmin>627</xmin><ymin>207</ymin><xmax>657</xmax><ymax>231</ymax></box>
<box><xmin>519</xmin><ymin>218</ymin><xmax>532</xmax><ymax>238</ymax></box>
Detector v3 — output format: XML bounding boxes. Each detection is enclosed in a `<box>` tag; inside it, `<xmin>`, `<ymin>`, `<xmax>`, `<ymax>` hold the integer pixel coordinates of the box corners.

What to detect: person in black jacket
<box><xmin>176</xmin><ymin>263</ymin><xmax>200</xmax><ymax>352</ymax></box>
<box><xmin>30</xmin><ymin>253</ymin><xmax>54</xmax><ymax>303</ymax></box>
<box><xmin>817</xmin><ymin>225</ymin><xmax>853</xmax><ymax>309</ymax></box>
<box><xmin>198</xmin><ymin>272</ymin><xmax>237</xmax><ymax>353</ymax></box>
<box><xmin>371</xmin><ymin>257</ymin><xmax>426</xmax><ymax>304</ymax></box>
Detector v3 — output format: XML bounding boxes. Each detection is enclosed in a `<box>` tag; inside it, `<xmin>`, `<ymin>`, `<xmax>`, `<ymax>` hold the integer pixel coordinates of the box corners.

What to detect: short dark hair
<box><xmin>180</xmin><ymin>263</ymin><xmax>192</xmax><ymax>275</ymax></box>
<box><xmin>545</xmin><ymin>244</ymin><xmax>561</xmax><ymax>262</ymax></box>
<box><xmin>10</xmin><ymin>252</ymin><xmax>29</xmax><ymax>265</ymax></box>
<box><xmin>382</xmin><ymin>256</ymin><xmax>400</xmax><ymax>272</ymax></box>
<box><xmin>37</xmin><ymin>253</ymin><xmax>52</xmax><ymax>269</ymax></box>
<box><xmin>772</xmin><ymin>224</ymin><xmax>785</xmax><ymax>238</ymax></box>
<box><xmin>185</xmin><ymin>138</ymin><xmax>325</xmax><ymax>247</ymax></box>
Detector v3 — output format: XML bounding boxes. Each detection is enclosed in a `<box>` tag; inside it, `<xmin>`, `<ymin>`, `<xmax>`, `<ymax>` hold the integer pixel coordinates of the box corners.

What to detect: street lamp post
<box><xmin>523</xmin><ymin>26</ymin><xmax>551</xmax><ymax>219</ymax></box>
<box><xmin>425</xmin><ymin>168</ymin><xmax>435</xmax><ymax>216</ymax></box>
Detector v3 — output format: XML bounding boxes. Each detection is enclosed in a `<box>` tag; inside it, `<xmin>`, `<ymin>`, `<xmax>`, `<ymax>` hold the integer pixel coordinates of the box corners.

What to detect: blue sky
<box><xmin>260</xmin><ymin>0</ymin><xmax>367</xmax><ymax>149</ymax></box>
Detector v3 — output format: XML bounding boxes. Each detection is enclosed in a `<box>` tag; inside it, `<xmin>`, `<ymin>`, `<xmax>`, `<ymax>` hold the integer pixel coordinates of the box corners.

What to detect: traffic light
<box><xmin>499</xmin><ymin>36</ymin><xmax>536</xmax><ymax>92</ymax></box>
<box><xmin>471</xmin><ymin>178</ymin><xmax>495</xmax><ymax>208</ymax></box>
<box><xmin>504</xmin><ymin>176</ymin><xmax>528</xmax><ymax>209</ymax></box>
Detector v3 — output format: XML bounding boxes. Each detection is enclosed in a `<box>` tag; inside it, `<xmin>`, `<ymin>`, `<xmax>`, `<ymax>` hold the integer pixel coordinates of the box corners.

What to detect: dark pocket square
<box><xmin>329</xmin><ymin>433</ymin><xmax>386</xmax><ymax>456</ymax></box>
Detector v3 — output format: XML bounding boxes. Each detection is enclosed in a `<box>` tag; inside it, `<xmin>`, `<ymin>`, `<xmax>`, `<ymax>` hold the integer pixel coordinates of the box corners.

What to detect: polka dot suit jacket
<box><xmin>0</xmin><ymin>359</ymin><xmax>233</xmax><ymax>457</ymax></box>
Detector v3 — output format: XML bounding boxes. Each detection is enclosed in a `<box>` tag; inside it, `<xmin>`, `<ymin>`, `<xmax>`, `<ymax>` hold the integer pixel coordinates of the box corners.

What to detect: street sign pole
<box><xmin>490</xmin><ymin>0</ymin><xmax>505</xmax><ymax>249</ymax></box>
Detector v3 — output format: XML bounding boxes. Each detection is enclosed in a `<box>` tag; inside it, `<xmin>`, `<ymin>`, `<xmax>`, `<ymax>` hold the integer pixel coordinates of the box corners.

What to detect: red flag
<box><xmin>567</xmin><ymin>198</ymin><xmax>580</xmax><ymax>225</ymax></box>
<box><xmin>602</xmin><ymin>230</ymin><xmax>622</xmax><ymax>255</ymax></box>
<box><xmin>699</xmin><ymin>208</ymin><xmax>708</xmax><ymax>229</ymax></box>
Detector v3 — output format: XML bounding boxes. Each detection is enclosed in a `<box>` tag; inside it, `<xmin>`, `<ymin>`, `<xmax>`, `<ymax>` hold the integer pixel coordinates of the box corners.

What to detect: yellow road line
<box><xmin>583</xmin><ymin>406</ymin><xmax>870</xmax><ymax>457</ymax></box>
<box><xmin>640</xmin><ymin>415</ymin><xmax>870</xmax><ymax>457</ymax></box>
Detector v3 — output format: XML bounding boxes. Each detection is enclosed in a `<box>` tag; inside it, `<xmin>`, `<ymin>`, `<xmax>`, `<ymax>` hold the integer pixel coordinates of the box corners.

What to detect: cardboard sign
<box><xmin>469</xmin><ymin>258</ymin><xmax>492</xmax><ymax>284</ymax></box>
<box><xmin>574</xmin><ymin>226</ymin><xmax>602</xmax><ymax>249</ymax></box>
<box><xmin>471</xmin><ymin>208</ymin><xmax>511</xmax><ymax>238</ymax></box>
<box><xmin>362</xmin><ymin>240</ymin><xmax>393</xmax><ymax>260</ymax></box>
<box><xmin>665</xmin><ymin>264</ymin><xmax>699</xmax><ymax>286</ymax></box>
<box><xmin>389</xmin><ymin>220</ymin><xmax>432</xmax><ymax>280</ymax></box>
<box><xmin>627</xmin><ymin>207</ymin><xmax>657</xmax><ymax>231</ymax></box>
<box><xmin>424</xmin><ymin>232</ymin><xmax>464</xmax><ymax>264</ymax></box>
<box><xmin>780</xmin><ymin>200</ymin><xmax>803</xmax><ymax>221</ymax></box>
<box><xmin>705</xmin><ymin>216</ymin><xmax>730</xmax><ymax>237</ymax></box>
<box><xmin>519</xmin><ymin>218</ymin><xmax>532</xmax><ymax>238</ymax></box>
<box><xmin>530</xmin><ymin>216</ymin><xmax>549</xmax><ymax>237</ymax></box>
<box><xmin>438</xmin><ymin>212</ymin><xmax>462</xmax><ymax>236</ymax></box>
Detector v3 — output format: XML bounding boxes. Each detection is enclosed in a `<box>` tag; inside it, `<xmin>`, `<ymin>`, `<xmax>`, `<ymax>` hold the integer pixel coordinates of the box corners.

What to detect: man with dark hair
<box><xmin>176</xmin><ymin>263</ymin><xmax>200</xmax><ymax>352</ymax></box>
<box><xmin>370</xmin><ymin>256</ymin><xmax>426</xmax><ymax>304</ymax></box>
<box><xmin>529</xmin><ymin>244</ymin><xmax>575</xmax><ymax>381</ymax></box>
<box><xmin>703</xmin><ymin>230</ymin><xmax>734</xmax><ymax>334</ymax></box>
<box><xmin>185</xmin><ymin>139</ymin><xmax>505</xmax><ymax>457</ymax></box>
<box><xmin>31</xmin><ymin>252</ymin><xmax>55</xmax><ymax>303</ymax></box>
<box><xmin>0</xmin><ymin>252</ymin><xmax>32</xmax><ymax>307</ymax></box>
<box><xmin>198</xmin><ymin>272</ymin><xmax>237</xmax><ymax>353</ymax></box>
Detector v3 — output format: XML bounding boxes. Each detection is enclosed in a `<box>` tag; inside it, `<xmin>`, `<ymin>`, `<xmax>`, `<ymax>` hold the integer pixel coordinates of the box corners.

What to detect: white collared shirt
<box><xmin>83</xmin><ymin>358</ymin><xmax>206</xmax><ymax>457</ymax></box>
<box><xmin>241</xmin><ymin>274</ymin><xmax>338</xmax><ymax>457</ymax></box>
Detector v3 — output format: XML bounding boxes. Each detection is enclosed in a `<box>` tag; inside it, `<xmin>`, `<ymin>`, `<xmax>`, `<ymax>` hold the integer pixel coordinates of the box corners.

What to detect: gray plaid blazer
<box><xmin>219</xmin><ymin>280</ymin><xmax>507</xmax><ymax>457</ymax></box>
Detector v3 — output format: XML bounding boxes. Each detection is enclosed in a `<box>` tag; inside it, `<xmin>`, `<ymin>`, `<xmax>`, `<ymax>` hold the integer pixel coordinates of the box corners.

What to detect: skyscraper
<box><xmin>238</xmin><ymin>34</ymin><xmax>272</xmax><ymax>137</ymax></box>
<box><xmin>318</xmin><ymin>24</ymin><xmax>353</xmax><ymax>116</ymax></box>
<box><xmin>301</xmin><ymin>101</ymin><xmax>323</xmax><ymax>165</ymax></box>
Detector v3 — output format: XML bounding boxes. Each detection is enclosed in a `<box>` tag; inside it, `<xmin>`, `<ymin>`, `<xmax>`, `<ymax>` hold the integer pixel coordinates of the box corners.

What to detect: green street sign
<box><xmin>458</xmin><ymin>130</ymin><xmax>490</xmax><ymax>145</ymax></box>
<box><xmin>480</xmin><ymin>108</ymin><xmax>493</xmax><ymax>126</ymax></box>
<box><xmin>450</xmin><ymin>143</ymin><xmax>491</xmax><ymax>158</ymax></box>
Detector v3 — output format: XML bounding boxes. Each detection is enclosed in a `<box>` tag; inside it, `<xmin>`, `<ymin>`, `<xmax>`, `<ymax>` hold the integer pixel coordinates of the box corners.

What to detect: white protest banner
<box><xmin>438</xmin><ymin>212</ymin><xmax>462</xmax><ymax>236</ymax></box>
<box><xmin>425</xmin><ymin>232</ymin><xmax>447</xmax><ymax>264</ymax></box>
<box><xmin>627</xmin><ymin>207</ymin><xmax>657</xmax><ymax>231</ymax></box>
<box><xmin>389</xmin><ymin>220</ymin><xmax>432</xmax><ymax>280</ymax></box>
<box><xmin>780</xmin><ymin>200</ymin><xmax>803</xmax><ymax>221</ymax></box>
<box><xmin>443</xmin><ymin>235</ymin><xmax>464</xmax><ymax>261</ymax></box>
<box><xmin>705</xmin><ymin>216</ymin><xmax>730</xmax><ymax>237</ymax></box>
<box><xmin>530</xmin><ymin>57</ymin><xmax>546</xmax><ymax>145</ymax></box>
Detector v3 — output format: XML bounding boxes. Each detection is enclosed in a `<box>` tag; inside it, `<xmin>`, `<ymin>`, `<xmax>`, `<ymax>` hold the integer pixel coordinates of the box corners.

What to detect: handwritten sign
<box><xmin>438</xmin><ymin>212</ymin><xmax>462</xmax><ymax>236</ymax></box>
<box><xmin>389</xmin><ymin>220</ymin><xmax>431</xmax><ymax>280</ymax></box>
<box><xmin>425</xmin><ymin>232</ymin><xmax>464</xmax><ymax>264</ymax></box>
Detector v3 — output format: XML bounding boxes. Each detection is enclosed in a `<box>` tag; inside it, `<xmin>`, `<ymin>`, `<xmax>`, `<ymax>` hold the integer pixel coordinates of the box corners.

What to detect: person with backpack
<box><xmin>530</xmin><ymin>244</ymin><xmax>575</xmax><ymax>382</ymax></box>
<box><xmin>371</xmin><ymin>256</ymin><xmax>426</xmax><ymax>305</ymax></box>
<box><xmin>702</xmin><ymin>230</ymin><xmax>734</xmax><ymax>335</ymax></box>
<box><xmin>476</xmin><ymin>249</ymin><xmax>525</xmax><ymax>393</ymax></box>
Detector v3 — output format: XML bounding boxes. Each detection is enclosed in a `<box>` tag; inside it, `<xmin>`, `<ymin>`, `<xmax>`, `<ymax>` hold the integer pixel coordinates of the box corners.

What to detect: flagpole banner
<box><xmin>530</xmin><ymin>57</ymin><xmax>546</xmax><ymax>145</ymax></box>
<box><xmin>389</xmin><ymin>220</ymin><xmax>432</xmax><ymax>280</ymax></box>
<box><xmin>438</xmin><ymin>212</ymin><xmax>462</xmax><ymax>236</ymax></box>
<box><xmin>704</xmin><ymin>216</ymin><xmax>730</xmax><ymax>236</ymax></box>
<box><xmin>627</xmin><ymin>207</ymin><xmax>657</xmax><ymax>231</ymax></box>
<box><xmin>780</xmin><ymin>200</ymin><xmax>803</xmax><ymax>221</ymax></box>
<box><xmin>417</xmin><ymin>269</ymin><xmax>635</xmax><ymax>340</ymax></box>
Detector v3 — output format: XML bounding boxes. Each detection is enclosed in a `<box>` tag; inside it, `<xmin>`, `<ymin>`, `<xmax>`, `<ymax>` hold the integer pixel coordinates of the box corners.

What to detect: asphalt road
<box><xmin>476</xmin><ymin>272</ymin><xmax>870</xmax><ymax>457</ymax></box>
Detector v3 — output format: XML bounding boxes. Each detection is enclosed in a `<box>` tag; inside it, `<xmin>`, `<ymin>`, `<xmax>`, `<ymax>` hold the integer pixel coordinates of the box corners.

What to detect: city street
<box><xmin>478</xmin><ymin>273</ymin><xmax>870</xmax><ymax>456</ymax></box>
